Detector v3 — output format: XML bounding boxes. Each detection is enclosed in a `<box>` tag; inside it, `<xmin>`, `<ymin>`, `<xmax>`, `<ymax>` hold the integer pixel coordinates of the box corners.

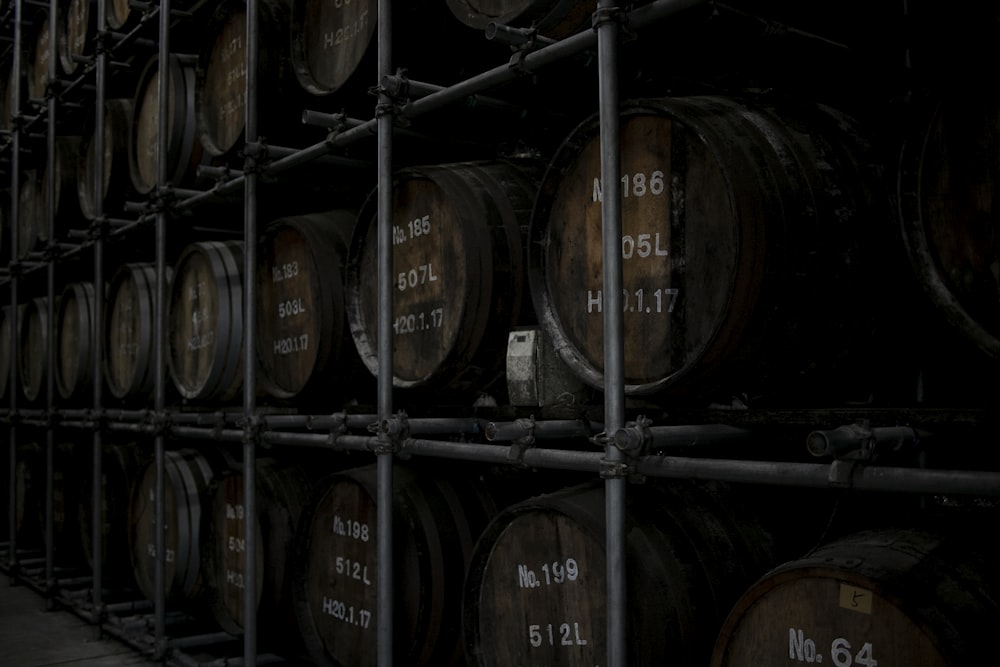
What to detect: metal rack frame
<box><xmin>1</xmin><ymin>0</ymin><xmax>998</xmax><ymax>666</ymax></box>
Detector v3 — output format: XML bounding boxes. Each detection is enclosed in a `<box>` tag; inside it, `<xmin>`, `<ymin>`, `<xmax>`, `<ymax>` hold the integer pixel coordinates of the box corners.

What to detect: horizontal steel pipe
<box><xmin>637</xmin><ymin>424</ymin><xmax>753</xmax><ymax>449</ymax></box>
<box><xmin>261</xmin><ymin>430</ymin><xmax>375</xmax><ymax>452</ymax></box>
<box><xmin>169</xmin><ymin>425</ymin><xmax>244</xmax><ymax>442</ymax></box>
<box><xmin>806</xmin><ymin>425</ymin><xmax>926</xmax><ymax>458</ymax></box>
<box><xmin>487</xmin><ymin>419</ymin><xmax>602</xmax><ymax>441</ymax></box>
<box><xmin>636</xmin><ymin>455</ymin><xmax>1000</xmax><ymax>495</ymax></box>
<box><xmin>156</xmin><ymin>0</ymin><xmax>710</xmax><ymax>210</ymax></box>
<box><xmin>167</xmin><ymin>632</ymin><xmax>239</xmax><ymax>650</ymax></box>
<box><xmin>170</xmin><ymin>412</ymin><xmax>240</xmax><ymax>426</ymax></box>
<box><xmin>106</xmin><ymin>422</ymin><xmax>155</xmax><ymax>434</ymax></box>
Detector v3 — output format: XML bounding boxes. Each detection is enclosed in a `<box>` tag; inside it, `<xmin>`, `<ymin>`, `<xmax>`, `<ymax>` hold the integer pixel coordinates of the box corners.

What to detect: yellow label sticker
<box><xmin>839</xmin><ymin>584</ymin><xmax>873</xmax><ymax>615</ymax></box>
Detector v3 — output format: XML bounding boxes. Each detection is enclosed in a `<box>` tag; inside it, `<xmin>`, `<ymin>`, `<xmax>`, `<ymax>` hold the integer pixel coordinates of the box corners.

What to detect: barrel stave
<box><xmin>530</xmin><ymin>95</ymin><xmax>882</xmax><ymax>402</ymax></box>
<box><xmin>256</xmin><ymin>212</ymin><xmax>362</xmax><ymax>400</ymax></box>
<box><xmin>168</xmin><ymin>240</ymin><xmax>245</xmax><ymax>402</ymax></box>
<box><xmin>347</xmin><ymin>160</ymin><xmax>539</xmax><ymax>397</ymax></box>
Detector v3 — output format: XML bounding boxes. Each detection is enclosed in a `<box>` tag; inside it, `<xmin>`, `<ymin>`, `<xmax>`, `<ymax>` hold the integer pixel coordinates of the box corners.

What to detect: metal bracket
<box><xmin>42</xmin><ymin>409</ymin><xmax>61</xmax><ymax>430</ymax></box>
<box><xmin>87</xmin><ymin>216</ymin><xmax>110</xmax><ymax>242</ymax></box>
<box><xmin>151</xmin><ymin>184</ymin><xmax>178</xmax><ymax>215</ymax></box>
<box><xmin>371</xmin><ymin>411</ymin><xmax>408</xmax><ymax>454</ymax></box>
<box><xmin>828</xmin><ymin>458</ymin><xmax>859</xmax><ymax>489</ymax></box>
<box><xmin>508</xmin><ymin>416</ymin><xmax>536</xmax><ymax>463</ymax></box>
<box><xmin>374</xmin><ymin>69</ymin><xmax>413</xmax><ymax>128</ymax></box>
<box><xmin>592</xmin><ymin>5</ymin><xmax>625</xmax><ymax>30</ymax></box>
<box><xmin>591</xmin><ymin>5</ymin><xmax>636</xmax><ymax>43</ymax></box>
<box><xmin>595</xmin><ymin>418</ymin><xmax>647</xmax><ymax>482</ymax></box>
<box><xmin>613</xmin><ymin>415</ymin><xmax>653</xmax><ymax>454</ymax></box>
<box><xmin>148</xmin><ymin>410</ymin><xmax>172</xmax><ymax>438</ymax></box>
<box><xmin>599</xmin><ymin>457</ymin><xmax>636</xmax><ymax>480</ymax></box>
<box><xmin>85</xmin><ymin>408</ymin><xmax>107</xmax><ymax>432</ymax></box>
<box><xmin>240</xmin><ymin>413</ymin><xmax>263</xmax><ymax>448</ymax></box>
<box><xmin>243</xmin><ymin>140</ymin><xmax>269</xmax><ymax>176</ymax></box>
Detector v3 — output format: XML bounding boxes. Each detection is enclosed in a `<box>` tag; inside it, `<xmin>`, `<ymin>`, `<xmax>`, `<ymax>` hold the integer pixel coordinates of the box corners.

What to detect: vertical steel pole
<box><xmin>154</xmin><ymin>0</ymin><xmax>171</xmax><ymax>658</ymax></box>
<box><xmin>595</xmin><ymin>2</ymin><xmax>627</xmax><ymax>665</ymax></box>
<box><xmin>91</xmin><ymin>0</ymin><xmax>109</xmax><ymax>617</ymax></box>
<box><xmin>44</xmin><ymin>0</ymin><xmax>57</xmax><ymax>606</ymax></box>
<box><xmin>376</xmin><ymin>0</ymin><xmax>394</xmax><ymax>663</ymax></box>
<box><xmin>243</xmin><ymin>0</ymin><xmax>260</xmax><ymax>660</ymax></box>
<box><xmin>7</xmin><ymin>0</ymin><xmax>23</xmax><ymax>579</ymax></box>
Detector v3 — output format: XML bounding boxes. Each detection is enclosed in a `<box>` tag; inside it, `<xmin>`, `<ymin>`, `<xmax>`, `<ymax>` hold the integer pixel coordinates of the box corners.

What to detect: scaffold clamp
<box><xmin>372</xmin><ymin>411</ymin><xmax>408</xmax><ymax>454</ymax></box>
<box><xmin>613</xmin><ymin>415</ymin><xmax>653</xmax><ymax>454</ymax></box>
<box><xmin>508</xmin><ymin>416</ymin><xmax>536</xmax><ymax>463</ymax></box>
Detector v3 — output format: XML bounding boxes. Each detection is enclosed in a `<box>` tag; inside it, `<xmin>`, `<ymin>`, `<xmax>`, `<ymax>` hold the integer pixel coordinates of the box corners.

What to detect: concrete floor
<box><xmin>0</xmin><ymin>579</ymin><xmax>154</xmax><ymax>666</ymax></box>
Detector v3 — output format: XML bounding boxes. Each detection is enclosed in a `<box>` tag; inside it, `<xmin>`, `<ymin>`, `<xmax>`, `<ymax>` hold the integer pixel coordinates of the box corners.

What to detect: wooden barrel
<box><xmin>13</xmin><ymin>442</ymin><xmax>45</xmax><ymax>551</ymax></box>
<box><xmin>292</xmin><ymin>463</ymin><xmax>496</xmax><ymax>667</ymax></box>
<box><xmin>897</xmin><ymin>93</ymin><xmax>1000</xmax><ymax>361</ymax></box>
<box><xmin>289</xmin><ymin>0</ymin><xmax>496</xmax><ymax>107</ymax></box>
<box><xmin>529</xmin><ymin>95</ymin><xmax>880</xmax><ymax>401</ymax></box>
<box><xmin>129</xmin><ymin>54</ymin><xmax>203</xmax><ymax>195</ymax></box>
<box><xmin>26</xmin><ymin>16</ymin><xmax>50</xmax><ymax>103</ymax></box>
<box><xmin>105</xmin><ymin>263</ymin><xmax>167</xmax><ymax>401</ymax></box>
<box><xmin>78</xmin><ymin>442</ymin><xmax>143</xmax><ymax>589</ymax></box>
<box><xmin>290</xmin><ymin>0</ymin><xmax>377</xmax><ymax>97</ymax></box>
<box><xmin>167</xmin><ymin>240</ymin><xmax>244</xmax><ymax>402</ymax></box>
<box><xmin>18</xmin><ymin>170</ymin><xmax>40</xmax><ymax>259</ymax></box>
<box><xmin>346</xmin><ymin>160</ymin><xmax>539</xmax><ymax>396</ymax></box>
<box><xmin>128</xmin><ymin>448</ymin><xmax>218</xmax><ymax>606</ymax></box>
<box><xmin>9</xmin><ymin>440</ymin><xmax>83</xmax><ymax>562</ymax></box>
<box><xmin>16</xmin><ymin>140</ymin><xmax>81</xmax><ymax>256</ymax></box>
<box><xmin>57</xmin><ymin>0</ymin><xmax>95</xmax><ymax>77</ymax></box>
<box><xmin>256</xmin><ymin>212</ymin><xmax>362</xmax><ymax>400</ymax></box>
<box><xmin>55</xmin><ymin>281</ymin><xmax>96</xmax><ymax>401</ymax></box>
<box><xmin>0</xmin><ymin>305</ymin><xmax>22</xmax><ymax>401</ymax></box>
<box><xmin>197</xmin><ymin>0</ymin><xmax>301</xmax><ymax>159</ymax></box>
<box><xmin>463</xmin><ymin>480</ymin><xmax>774</xmax><ymax>667</ymax></box>
<box><xmin>445</xmin><ymin>0</ymin><xmax>593</xmax><ymax>40</ymax></box>
<box><xmin>77</xmin><ymin>99</ymin><xmax>133</xmax><ymax>220</ymax></box>
<box><xmin>106</xmin><ymin>0</ymin><xmax>140</xmax><ymax>31</ymax></box>
<box><xmin>0</xmin><ymin>190</ymin><xmax>5</xmax><ymax>262</ymax></box>
<box><xmin>39</xmin><ymin>135</ymin><xmax>83</xmax><ymax>237</ymax></box>
<box><xmin>0</xmin><ymin>60</ymin><xmax>23</xmax><ymax>134</ymax></box>
<box><xmin>51</xmin><ymin>440</ymin><xmax>86</xmax><ymax>565</ymax></box>
<box><xmin>202</xmin><ymin>458</ymin><xmax>315</xmax><ymax>641</ymax></box>
<box><xmin>18</xmin><ymin>296</ymin><xmax>54</xmax><ymax>403</ymax></box>
<box><xmin>711</xmin><ymin>527</ymin><xmax>1000</xmax><ymax>666</ymax></box>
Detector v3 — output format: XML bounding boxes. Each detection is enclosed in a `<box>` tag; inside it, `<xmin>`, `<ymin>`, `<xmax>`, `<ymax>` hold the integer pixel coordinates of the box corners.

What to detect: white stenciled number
<box><xmin>527</xmin><ymin>622</ymin><xmax>587</xmax><ymax>648</ymax></box>
<box><xmin>271</xmin><ymin>261</ymin><xmax>299</xmax><ymax>283</ymax></box>
<box><xmin>621</xmin><ymin>232</ymin><xmax>669</xmax><ymax>259</ymax></box>
<box><xmin>273</xmin><ymin>334</ymin><xmax>309</xmax><ymax>355</ymax></box>
<box><xmin>397</xmin><ymin>263</ymin><xmax>438</xmax><ymax>291</ymax></box>
<box><xmin>831</xmin><ymin>638</ymin><xmax>878</xmax><ymax>667</ymax></box>
<box><xmin>393</xmin><ymin>307</ymin><xmax>445</xmax><ymax>335</ymax></box>
<box><xmin>278</xmin><ymin>298</ymin><xmax>306</xmax><ymax>318</ymax></box>
<box><xmin>593</xmin><ymin>170</ymin><xmax>665</xmax><ymax>202</ymax></box>
<box><xmin>587</xmin><ymin>288</ymin><xmax>679</xmax><ymax>314</ymax></box>
<box><xmin>789</xmin><ymin>629</ymin><xmax>877</xmax><ymax>667</ymax></box>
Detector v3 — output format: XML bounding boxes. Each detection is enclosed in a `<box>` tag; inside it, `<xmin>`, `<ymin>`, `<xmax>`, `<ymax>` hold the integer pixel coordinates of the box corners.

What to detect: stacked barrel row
<box><xmin>11</xmin><ymin>432</ymin><xmax>998</xmax><ymax>666</ymax></box>
<box><xmin>1</xmin><ymin>0</ymin><xmax>590</xmax><ymax>258</ymax></box>
<box><xmin>4</xmin><ymin>90</ymin><xmax>998</xmax><ymax>409</ymax></box>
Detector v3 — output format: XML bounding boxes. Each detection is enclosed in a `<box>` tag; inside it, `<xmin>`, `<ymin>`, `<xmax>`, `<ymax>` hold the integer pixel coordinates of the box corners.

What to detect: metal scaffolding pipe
<box><xmin>486</xmin><ymin>418</ymin><xmax>602</xmax><ymax>442</ymax></box>
<box><xmin>7</xmin><ymin>0</ymin><xmax>23</xmax><ymax>578</ymax></box>
<box><xmin>594</xmin><ymin>2</ymin><xmax>628</xmax><ymax>663</ymax></box>
<box><xmin>376</xmin><ymin>0</ymin><xmax>395</xmax><ymax>662</ymax></box>
<box><xmin>615</xmin><ymin>424</ymin><xmax>753</xmax><ymax>450</ymax></box>
<box><xmin>44</xmin><ymin>0</ymin><xmax>58</xmax><ymax>606</ymax></box>
<box><xmin>158</xmin><ymin>0</ymin><xmax>707</xmax><ymax>217</ymax></box>
<box><xmin>243</xmin><ymin>0</ymin><xmax>261</xmax><ymax>654</ymax></box>
<box><xmin>260</xmin><ymin>430</ymin><xmax>375</xmax><ymax>452</ymax></box>
<box><xmin>153</xmin><ymin>0</ymin><xmax>171</xmax><ymax>655</ymax></box>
